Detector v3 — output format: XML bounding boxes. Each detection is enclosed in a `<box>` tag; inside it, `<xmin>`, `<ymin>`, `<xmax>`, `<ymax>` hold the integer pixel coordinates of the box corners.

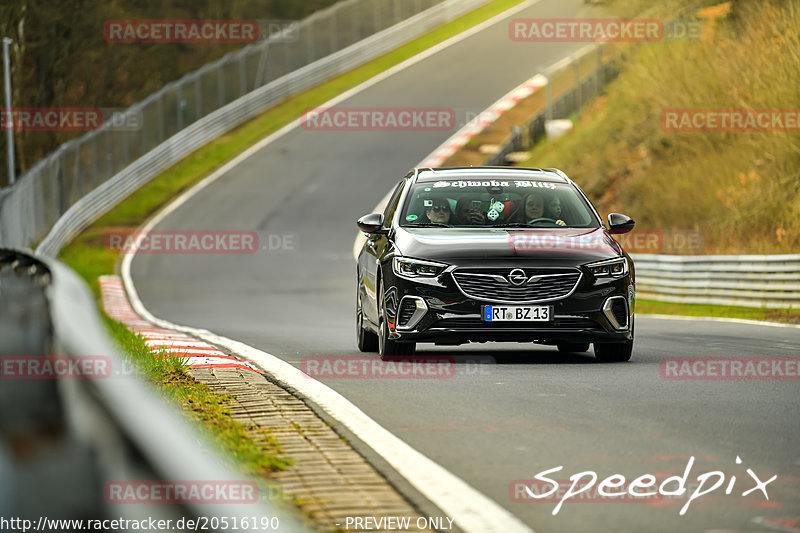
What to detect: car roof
<box><xmin>413</xmin><ymin>166</ymin><xmax>570</xmax><ymax>184</ymax></box>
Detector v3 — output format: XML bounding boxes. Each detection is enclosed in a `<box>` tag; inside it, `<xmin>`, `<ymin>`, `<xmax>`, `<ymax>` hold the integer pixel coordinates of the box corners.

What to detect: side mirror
<box><xmin>357</xmin><ymin>213</ymin><xmax>387</xmax><ymax>234</ymax></box>
<box><xmin>607</xmin><ymin>213</ymin><xmax>635</xmax><ymax>234</ymax></box>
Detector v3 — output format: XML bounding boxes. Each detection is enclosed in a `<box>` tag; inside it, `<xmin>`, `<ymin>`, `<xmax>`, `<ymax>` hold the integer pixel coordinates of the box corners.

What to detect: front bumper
<box><xmin>385</xmin><ymin>262</ymin><xmax>634</xmax><ymax>346</ymax></box>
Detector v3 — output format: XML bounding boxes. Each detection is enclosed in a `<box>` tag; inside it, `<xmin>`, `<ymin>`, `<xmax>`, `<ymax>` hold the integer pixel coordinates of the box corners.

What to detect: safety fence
<box><xmin>631</xmin><ymin>253</ymin><xmax>800</xmax><ymax>309</ymax></box>
<box><xmin>0</xmin><ymin>248</ymin><xmax>311</xmax><ymax>530</ymax></box>
<box><xmin>0</xmin><ymin>0</ymin><xmax>491</xmax><ymax>255</ymax></box>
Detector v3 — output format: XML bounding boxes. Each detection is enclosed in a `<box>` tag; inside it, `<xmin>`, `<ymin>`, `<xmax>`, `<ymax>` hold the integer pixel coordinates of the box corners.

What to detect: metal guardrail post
<box><xmin>544</xmin><ymin>74</ymin><xmax>552</xmax><ymax>122</ymax></box>
<box><xmin>2</xmin><ymin>37</ymin><xmax>14</xmax><ymax>187</ymax></box>
<box><xmin>597</xmin><ymin>46</ymin><xmax>604</xmax><ymax>93</ymax></box>
<box><xmin>195</xmin><ymin>76</ymin><xmax>203</xmax><ymax>120</ymax></box>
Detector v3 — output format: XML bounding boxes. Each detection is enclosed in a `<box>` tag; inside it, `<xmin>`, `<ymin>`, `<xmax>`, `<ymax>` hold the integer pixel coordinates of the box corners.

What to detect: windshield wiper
<box><xmin>498</xmin><ymin>223</ymin><xmax>538</xmax><ymax>228</ymax></box>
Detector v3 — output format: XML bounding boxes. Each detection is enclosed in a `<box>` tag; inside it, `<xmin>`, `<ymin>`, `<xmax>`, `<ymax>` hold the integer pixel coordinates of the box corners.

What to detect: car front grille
<box><xmin>451</xmin><ymin>268</ymin><xmax>581</xmax><ymax>303</ymax></box>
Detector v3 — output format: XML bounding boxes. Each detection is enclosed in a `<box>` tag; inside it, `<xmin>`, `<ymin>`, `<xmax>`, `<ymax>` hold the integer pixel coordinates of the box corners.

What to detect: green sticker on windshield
<box><xmin>406</xmin><ymin>214</ymin><xmax>418</xmax><ymax>221</ymax></box>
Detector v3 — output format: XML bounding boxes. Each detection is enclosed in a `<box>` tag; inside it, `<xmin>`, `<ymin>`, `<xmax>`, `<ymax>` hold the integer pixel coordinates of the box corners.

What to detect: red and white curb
<box><xmin>419</xmin><ymin>73</ymin><xmax>547</xmax><ymax>167</ymax></box>
<box><xmin>100</xmin><ymin>275</ymin><xmax>263</xmax><ymax>373</ymax></box>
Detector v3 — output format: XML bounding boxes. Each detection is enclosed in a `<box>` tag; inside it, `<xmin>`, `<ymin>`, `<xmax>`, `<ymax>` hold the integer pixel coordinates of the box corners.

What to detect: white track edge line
<box><xmin>119</xmin><ymin>3</ymin><xmax>545</xmax><ymax>532</ymax></box>
<box><xmin>122</xmin><ymin>250</ymin><xmax>535</xmax><ymax>533</ymax></box>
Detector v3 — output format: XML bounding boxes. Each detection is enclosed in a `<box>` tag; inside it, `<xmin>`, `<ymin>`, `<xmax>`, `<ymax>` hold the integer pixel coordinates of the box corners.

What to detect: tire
<box><xmin>377</xmin><ymin>280</ymin><xmax>416</xmax><ymax>360</ymax></box>
<box><xmin>594</xmin><ymin>317</ymin><xmax>634</xmax><ymax>362</ymax></box>
<box><xmin>356</xmin><ymin>276</ymin><xmax>378</xmax><ymax>352</ymax></box>
<box><xmin>557</xmin><ymin>342</ymin><xmax>590</xmax><ymax>353</ymax></box>
<box><xmin>594</xmin><ymin>340</ymin><xmax>633</xmax><ymax>362</ymax></box>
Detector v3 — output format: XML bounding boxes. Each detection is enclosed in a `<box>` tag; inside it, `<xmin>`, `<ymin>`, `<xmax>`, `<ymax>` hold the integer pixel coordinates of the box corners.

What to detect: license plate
<box><xmin>482</xmin><ymin>305</ymin><xmax>551</xmax><ymax>322</ymax></box>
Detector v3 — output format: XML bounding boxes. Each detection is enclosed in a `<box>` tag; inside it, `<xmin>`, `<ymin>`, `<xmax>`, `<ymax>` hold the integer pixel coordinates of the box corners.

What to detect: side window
<box><xmin>382</xmin><ymin>179</ymin><xmax>407</xmax><ymax>228</ymax></box>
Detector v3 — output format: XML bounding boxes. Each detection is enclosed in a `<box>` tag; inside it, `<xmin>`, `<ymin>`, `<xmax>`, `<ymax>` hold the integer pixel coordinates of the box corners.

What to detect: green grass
<box><xmin>637</xmin><ymin>299</ymin><xmax>800</xmax><ymax>324</ymax></box>
<box><xmin>104</xmin><ymin>314</ymin><xmax>291</xmax><ymax>473</ymax></box>
<box><xmin>103</xmin><ymin>315</ymin><xmax>186</xmax><ymax>377</ymax></box>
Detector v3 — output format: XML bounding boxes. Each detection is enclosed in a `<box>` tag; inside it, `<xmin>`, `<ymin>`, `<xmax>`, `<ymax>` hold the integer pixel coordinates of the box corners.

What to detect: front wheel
<box><xmin>594</xmin><ymin>340</ymin><xmax>633</xmax><ymax>362</ymax></box>
<box><xmin>377</xmin><ymin>281</ymin><xmax>416</xmax><ymax>360</ymax></box>
<box><xmin>356</xmin><ymin>276</ymin><xmax>378</xmax><ymax>352</ymax></box>
<box><xmin>594</xmin><ymin>317</ymin><xmax>634</xmax><ymax>362</ymax></box>
<box><xmin>557</xmin><ymin>342</ymin><xmax>590</xmax><ymax>353</ymax></box>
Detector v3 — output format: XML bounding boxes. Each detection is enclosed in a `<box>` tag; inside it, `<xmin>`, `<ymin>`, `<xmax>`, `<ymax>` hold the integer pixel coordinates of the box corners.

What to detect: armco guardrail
<box><xmin>0</xmin><ymin>0</ymin><xmax>490</xmax><ymax>255</ymax></box>
<box><xmin>0</xmin><ymin>248</ymin><xmax>311</xmax><ymax>531</ymax></box>
<box><xmin>631</xmin><ymin>253</ymin><xmax>800</xmax><ymax>309</ymax></box>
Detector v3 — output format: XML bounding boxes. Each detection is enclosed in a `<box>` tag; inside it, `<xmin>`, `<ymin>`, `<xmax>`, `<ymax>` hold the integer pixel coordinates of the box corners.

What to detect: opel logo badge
<box><xmin>507</xmin><ymin>268</ymin><xmax>527</xmax><ymax>286</ymax></box>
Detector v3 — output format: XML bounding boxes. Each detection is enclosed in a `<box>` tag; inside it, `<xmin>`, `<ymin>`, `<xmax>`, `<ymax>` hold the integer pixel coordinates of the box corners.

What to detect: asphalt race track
<box><xmin>130</xmin><ymin>1</ymin><xmax>800</xmax><ymax>531</ymax></box>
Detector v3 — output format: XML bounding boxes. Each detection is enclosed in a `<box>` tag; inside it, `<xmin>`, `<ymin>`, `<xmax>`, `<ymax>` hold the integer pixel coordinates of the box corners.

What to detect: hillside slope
<box><xmin>520</xmin><ymin>0</ymin><xmax>799</xmax><ymax>254</ymax></box>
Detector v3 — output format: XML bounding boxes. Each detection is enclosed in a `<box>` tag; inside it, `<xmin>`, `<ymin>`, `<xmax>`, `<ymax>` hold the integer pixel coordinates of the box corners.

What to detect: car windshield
<box><xmin>399</xmin><ymin>177</ymin><xmax>601</xmax><ymax>228</ymax></box>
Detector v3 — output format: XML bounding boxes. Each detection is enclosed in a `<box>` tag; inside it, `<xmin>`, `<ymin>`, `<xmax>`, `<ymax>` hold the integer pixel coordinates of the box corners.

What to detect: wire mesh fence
<box><xmin>1</xmin><ymin>0</ymin><xmax>471</xmax><ymax>251</ymax></box>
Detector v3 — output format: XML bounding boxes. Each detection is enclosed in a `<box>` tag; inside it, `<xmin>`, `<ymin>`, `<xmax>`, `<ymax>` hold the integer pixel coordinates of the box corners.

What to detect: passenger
<box><xmin>545</xmin><ymin>195</ymin><xmax>566</xmax><ymax>226</ymax></box>
<box><xmin>423</xmin><ymin>197</ymin><xmax>452</xmax><ymax>224</ymax></box>
<box><xmin>455</xmin><ymin>197</ymin><xmax>487</xmax><ymax>225</ymax></box>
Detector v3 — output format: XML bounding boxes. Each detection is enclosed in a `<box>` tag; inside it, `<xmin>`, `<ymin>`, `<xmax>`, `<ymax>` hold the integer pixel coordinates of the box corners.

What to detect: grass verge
<box><xmin>637</xmin><ymin>299</ymin><xmax>800</xmax><ymax>324</ymax></box>
<box><xmin>104</xmin><ymin>314</ymin><xmax>291</xmax><ymax>475</ymax></box>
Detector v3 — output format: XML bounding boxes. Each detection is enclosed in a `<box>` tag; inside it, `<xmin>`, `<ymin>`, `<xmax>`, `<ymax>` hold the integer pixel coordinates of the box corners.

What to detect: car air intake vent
<box><xmin>452</xmin><ymin>268</ymin><xmax>581</xmax><ymax>303</ymax></box>
<box><xmin>396</xmin><ymin>298</ymin><xmax>418</xmax><ymax>328</ymax></box>
<box><xmin>610</xmin><ymin>298</ymin><xmax>628</xmax><ymax>327</ymax></box>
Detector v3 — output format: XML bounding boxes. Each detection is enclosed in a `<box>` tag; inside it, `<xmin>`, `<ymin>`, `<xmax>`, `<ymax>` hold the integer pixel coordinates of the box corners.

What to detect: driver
<box><xmin>522</xmin><ymin>192</ymin><xmax>566</xmax><ymax>226</ymax></box>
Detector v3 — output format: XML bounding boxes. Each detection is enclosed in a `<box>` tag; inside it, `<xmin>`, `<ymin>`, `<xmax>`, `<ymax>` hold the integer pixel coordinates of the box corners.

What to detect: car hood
<box><xmin>395</xmin><ymin>227</ymin><xmax>623</xmax><ymax>263</ymax></box>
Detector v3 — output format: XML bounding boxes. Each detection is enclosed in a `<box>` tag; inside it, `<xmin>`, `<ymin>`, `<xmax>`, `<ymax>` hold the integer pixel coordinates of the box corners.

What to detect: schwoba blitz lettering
<box><xmin>526</xmin><ymin>456</ymin><xmax>776</xmax><ymax>515</ymax></box>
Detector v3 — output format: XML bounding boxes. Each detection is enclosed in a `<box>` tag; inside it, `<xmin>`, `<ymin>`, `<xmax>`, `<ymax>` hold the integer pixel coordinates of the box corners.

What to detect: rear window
<box><xmin>399</xmin><ymin>177</ymin><xmax>600</xmax><ymax>228</ymax></box>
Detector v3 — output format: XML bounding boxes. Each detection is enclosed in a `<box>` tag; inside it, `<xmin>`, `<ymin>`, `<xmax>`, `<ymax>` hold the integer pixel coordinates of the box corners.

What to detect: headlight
<box><xmin>393</xmin><ymin>257</ymin><xmax>448</xmax><ymax>279</ymax></box>
<box><xmin>587</xmin><ymin>257</ymin><xmax>628</xmax><ymax>278</ymax></box>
